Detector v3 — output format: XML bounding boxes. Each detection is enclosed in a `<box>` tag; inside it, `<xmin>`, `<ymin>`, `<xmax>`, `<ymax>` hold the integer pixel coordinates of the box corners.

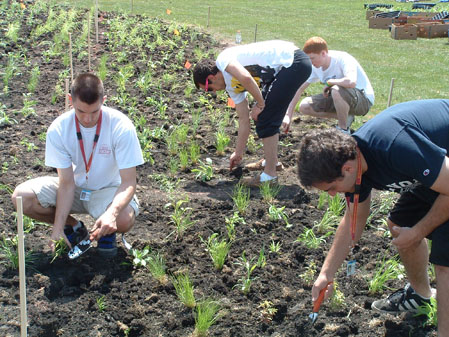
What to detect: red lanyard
<box><xmin>345</xmin><ymin>147</ymin><xmax>362</xmax><ymax>248</ymax></box>
<box><xmin>75</xmin><ymin>111</ymin><xmax>102</xmax><ymax>181</ymax></box>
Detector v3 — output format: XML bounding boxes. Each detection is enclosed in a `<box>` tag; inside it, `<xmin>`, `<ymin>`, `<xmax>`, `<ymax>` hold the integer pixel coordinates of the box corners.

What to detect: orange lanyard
<box><xmin>75</xmin><ymin>111</ymin><xmax>102</xmax><ymax>182</ymax></box>
<box><xmin>346</xmin><ymin>147</ymin><xmax>362</xmax><ymax>248</ymax></box>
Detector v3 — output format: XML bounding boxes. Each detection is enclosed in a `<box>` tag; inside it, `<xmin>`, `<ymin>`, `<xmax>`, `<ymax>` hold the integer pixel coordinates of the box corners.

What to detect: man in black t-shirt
<box><xmin>297</xmin><ymin>99</ymin><xmax>449</xmax><ymax>336</ymax></box>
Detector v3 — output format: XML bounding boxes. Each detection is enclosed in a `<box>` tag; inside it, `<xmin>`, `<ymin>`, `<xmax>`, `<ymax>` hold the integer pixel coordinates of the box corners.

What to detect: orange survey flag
<box><xmin>166</xmin><ymin>9</ymin><xmax>172</xmax><ymax>15</ymax></box>
<box><xmin>227</xmin><ymin>98</ymin><xmax>236</xmax><ymax>108</ymax></box>
<box><xmin>184</xmin><ymin>60</ymin><xmax>192</xmax><ymax>70</ymax></box>
<box><xmin>174</xmin><ymin>29</ymin><xmax>180</xmax><ymax>36</ymax></box>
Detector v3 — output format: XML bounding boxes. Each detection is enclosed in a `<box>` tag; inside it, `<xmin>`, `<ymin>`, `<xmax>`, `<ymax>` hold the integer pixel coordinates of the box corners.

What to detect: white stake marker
<box><xmin>17</xmin><ymin>196</ymin><xmax>28</xmax><ymax>337</ymax></box>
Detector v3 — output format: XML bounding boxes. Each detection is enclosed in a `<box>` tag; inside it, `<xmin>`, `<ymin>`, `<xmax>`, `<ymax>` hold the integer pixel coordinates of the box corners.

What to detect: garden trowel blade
<box><xmin>68</xmin><ymin>239</ymin><xmax>92</xmax><ymax>259</ymax></box>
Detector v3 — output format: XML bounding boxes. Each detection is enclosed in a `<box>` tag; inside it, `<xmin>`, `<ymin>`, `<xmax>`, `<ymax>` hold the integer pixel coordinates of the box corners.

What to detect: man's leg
<box><xmin>387</xmin><ymin>219</ymin><xmax>432</xmax><ymax>298</ymax></box>
<box><xmin>262</xmin><ymin>133</ymin><xmax>279</xmax><ymax>178</ymax></box>
<box><xmin>299</xmin><ymin>97</ymin><xmax>336</xmax><ymax>119</ymax></box>
<box><xmin>115</xmin><ymin>204</ymin><xmax>136</xmax><ymax>233</ymax></box>
<box><xmin>11</xmin><ymin>182</ymin><xmax>78</xmax><ymax>226</ymax></box>
<box><xmin>330</xmin><ymin>86</ymin><xmax>350</xmax><ymax>130</ymax></box>
<box><xmin>435</xmin><ymin>265</ymin><xmax>449</xmax><ymax>336</ymax></box>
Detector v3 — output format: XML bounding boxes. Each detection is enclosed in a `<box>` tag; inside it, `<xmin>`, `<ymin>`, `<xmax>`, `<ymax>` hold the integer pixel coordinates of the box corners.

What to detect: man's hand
<box><xmin>250</xmin><ymin>103</ymin><xmax>264</xmax><ymax>121</ymax></box>
<box><xmin>229</xmin><ymin>152</ymin><xmax>243</xmax><ymax>171</ymax></box>
<box><xmin>323</xmin><ymin>85</ymin><xmax>332</xmax><ymax>98</ymax></box>
<box><xmin>281</xmin><ymin>115</ymin><xmax>291</xmax><ymax>134</ymax></box>
<box><xmin>391</xmin><ymin>226</ymin><xmax>421</xmax><ymax>250</ymax></box>
<box><xmin>49</xmin><ymin>226</ymin><xmax>71</xmax><ymax>252</ymax></box>
<box><xmin>90</xmin><ymin>211</ymin><xmax>118</xmax><ymax>241</ymax></box>
<box><xmin>312</xmin><ymin>274</ymin><xmax>334</xmax><ymax>302</ymax></box>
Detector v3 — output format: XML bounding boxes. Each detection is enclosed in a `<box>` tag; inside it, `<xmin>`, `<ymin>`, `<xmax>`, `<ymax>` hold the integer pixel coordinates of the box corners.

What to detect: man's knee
<box><xmin>11</xmin><ymin>184</ymin><xmax>39</xmax><ymax>214</ymax></box>
<box><xmin>116</xmin><ymin>205</ymin><xmax>136</xmax><ymax>233</ymax></box>
<box><xmin>299</xmin><ymin>98</ymin><xmax>313</xmax><ymax>115</ymax></box>
<box><xmin>386</xmin><ymin>219</ymin><xmax>397</xmax><ymax>237</ymax></box>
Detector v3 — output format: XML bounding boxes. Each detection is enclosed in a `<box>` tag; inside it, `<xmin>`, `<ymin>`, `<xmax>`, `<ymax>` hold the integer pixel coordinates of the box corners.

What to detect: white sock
<box><xmin>261</xmin><ymin>160</ymin><xmax>281</xmax><ymax>167</ymax></box>
<box><xmin>73</xmin><ymin>221</ymin><xmax>82</xmax><ymax>231</ymax></box>
<box><xmin>260</xmin><ymin>172</ymin><xmax>276</xmax><ymax>182</ymax></box>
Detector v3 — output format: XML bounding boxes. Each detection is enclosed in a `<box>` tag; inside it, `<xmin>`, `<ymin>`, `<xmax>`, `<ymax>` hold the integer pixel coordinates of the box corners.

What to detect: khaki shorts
<box><xmin>22</xmin><ymin>176</ymin><xmax>139</xmax><ymax>219</ymax></box>
<box><xmin>310</xmin><ymin>86</ymin><xmax>372</xmax><ymax>116</ymax></box>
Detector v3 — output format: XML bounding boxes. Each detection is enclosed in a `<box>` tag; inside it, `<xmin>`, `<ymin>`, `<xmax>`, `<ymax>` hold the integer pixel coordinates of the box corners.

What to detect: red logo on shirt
<box><xmin>98</xmin><ymin>144</ymin><xmax>111</xmax><ymax>155</ymax></box>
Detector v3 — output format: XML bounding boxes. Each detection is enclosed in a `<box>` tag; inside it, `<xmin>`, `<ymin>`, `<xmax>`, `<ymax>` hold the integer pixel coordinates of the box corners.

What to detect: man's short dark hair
<box><xmin>71</xmin><ymin>73</ymin><xmax>104</xmax><ymax>104</ymax></box>
<box><xmin>297</xmin><ymin>129</ymin><xmax>357</xmax><ymax>189</ymax></box>
<box><xmin>192</xmin><ymin>59</ymin><xmax>219</xmax><ymax>89</ymax></box>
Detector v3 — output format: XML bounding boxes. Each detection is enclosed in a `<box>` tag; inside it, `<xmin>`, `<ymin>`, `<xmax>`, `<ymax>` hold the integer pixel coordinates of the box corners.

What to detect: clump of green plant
<box><xmin>97</xmin><ymin>54</ymin><xmax>109</xmax><ymax>82</ymax></box>
<box><xmin>147</xmin><ymin>251</ymin><xmax>168</xmax><ymax>284</ymax></box>
<box><xmin>313</xmin><ymin>209</ymin><xmax>338</xmax><ymax>234</ymax></box>
<box><xmin>296</xmin><ymin>228</ymin><xmax>331</xmax><ymax>249</ymax></box>
<box><xmin>232</xmin><ymin>183</ymin><xmax>250</xmax><ymax>215</ymax></box>
<box><xmin>268</xmin><ymin>204</ymin><xmax>290</xmax><ymax>227</ymax></box>
<box><xmin>165</xmin><ymin>198</ymin><xmax>195</xmax><ymax>239</ymax></box>
<box><xmin>259</xmin><ymin>181</ymin><xmax>282</xmax><ymax>204</ymax></box>
<box><xmin>130</xmin><ymin>245</ymin><xmax>152</xmax><ymax>268</ymax></box>
<box><xmin>0</xmin><ymin>235</ymin><xmax>36</xmax><ymax>269</ymax></box>
<box><xmin>171</xmin><ymin>272</ymin><xmax>196</xmax><ymax>308</ymax></box>
<box><xmin>193</xmin><ymin>299</ymin><xmax>221</xmax><ymax>337</ymax></box>
<box><xmin>269</xmin><ymin>240</ymin><xmax>282</xmax><ymax>254</ymax></box>
<box><xmin>20</xmin><ymin>138</ymin><xmax>37</xmax><ymax>152</ymax></box>
<box><xmin>415</xmin><ymin>297</ymin><xmax>437</xmax><ymax>327</ymax></box>
<box><xmin>189</xmin><ymin>141</ymin><xmax>201</xmax><ymax>165</ymax></box>
<box><xmin>368</xmin><ymin>254</ymin><xmax>404</xmax><ymax>295</ymax></box>
<box><xmin>224</xmin><ymin>212</ymin><xmax>245</xmax><ymax>241</ymax></box>
<box><xmin>234</xmin><ymin>251</ymin><xmax>264</xmax><ymax>295</ymax></box>
<box><xmin>201</xmin><ymin>233</ymin><xmax>231</xmax><ymax>270</ymax></box>
<box><xmin>329</xmin><ymin>281</ymin><xmax>346</xmax><ymax>311</ymax></box>
<box><xmin>96</xmin><ymin>295</ymin><xmax>106</xmax><ymax>312</ymax></box>
<box><xmin>27</xmin><ymin>65</ymin><xmax>40</xmax><ymax>93</ymax></box>
<box><xmin>299</xmin><ymin>261</ymin><xmax>317</xmax><ymax>287</ymax></box>
<box><xmin>192</xmin><ymin>158</ymin><xmax>214</xmax><ymax>182</ymax></box>
<box><xmin>215</xmin><ymin>130</ymin><xmax>230</xmax><ymax>156</ymax></box>
<box><xmin>327</xmin><ymin>193</ymin><xmax>345</xmax><ymax>217</ymax></box>
<box><xmin>50</xmin><ymin>238</ymin><xmax>68</xmax><ymax>263</ymax></box>
<box><xmin>178</xmin><ymin>148</ymin><xmax>190</xmax><ymax>171</ymax></box>
<box><xmin>149</xmin><ymin>174</ymin><xmax>180</xmax><ymax>193</ymax></box>
<box><xmin>259</xmin><ymin>300</ymin><xmax>278</xmax><ymax>323</ymax></box>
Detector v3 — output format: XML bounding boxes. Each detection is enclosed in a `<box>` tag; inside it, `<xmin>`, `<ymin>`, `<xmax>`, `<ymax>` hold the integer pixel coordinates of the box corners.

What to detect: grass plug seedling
<box><xmin>268</xmin><ymin>204</ymin><xmax>290</xmax><ymax>227</ymax></box>
<box><xmin>259</xmin><ymin>300</ymin><xmax>278</xmax><ymax>323</ymax></box>
<box><xmin>415</xmin><ymin>297</ymin><xmax>437</xmax><ymax>327</ymax></box>
<box><xmin>193</xmin><ymin>299</ymin><xmax>221</xmax><ymax>337</ymax></box>
<box><xmin>259</xmin><ymin>181</ymin><xmax>282</xmax><ymax>204</ymax></box>
<box><xmin>232</xmin><ymin>183</ymin><xmax>250</xmax><ymax>215</ymax></box>
<box><xmin>96</xmin><ymin>295</ymin><xmax>106</xmax><ymax>312</ymax></box>
<box><xmin>192</xmin><ymin>158</ymin><xmax>214</xmax><ymax>182</ymax></box>
<box><xmin>50</xmin><ymin>237</ymin><xmax>68</xmax><ymax>263</ymax></box>
<box><xmin>0</xmin><ymin>235</ymin><xmax>36</xmax><ymax>270</ymax></box>
<box><xmin>171</xmin><ymin>272</ymin><xmax>196</xmax><ymax>308</ymax></box>
<box><xmin>165</xmin><ymin>198</ymin><xmax>195</xmax><ymax>239</ymax></box>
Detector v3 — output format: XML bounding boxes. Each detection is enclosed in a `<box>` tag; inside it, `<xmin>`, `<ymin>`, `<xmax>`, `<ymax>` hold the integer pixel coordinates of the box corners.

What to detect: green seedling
<box><xmin>201</xmin><ymin>233</ymin><xmax>231</xmax><ymax>270</ymax></box>
<box><xmin>165</xmin><ymin>198</ymin><xmax>195</xmax><ymax>239</ymax></box>
<box><xmin>149</xmin><ymin>174</ymin><xmax>180</xmax><ymax>193</ymax></box>
<box><xmin>296</xmin><ymin>228</ymin><xmax>332</xmax><ymax>249</ymax></box>
<box><xmin>130</xmin><ymin>246</ymin><xmax>152</xmax><ymax>268</ymax></box>
<box><xmin>193</xmin><ymin>299</ymin><xmax>221</xmax><ymax>337</ymax></box>
<box><xmin>178</xmin><ymin>148</ymin><xmax>190</xmax><ymax>171</ymax></box>
<box><xmin>224</xmin><ymin>212</ymin><xmax>245</xmax><ymax>242</ymax></box>
<box><xmin>259</xmin><ymin>300</ymin><xmax>278</xmax><ymax>323</ymax></box>
<box><xmin>215</xmin><ymin>130</ymin><xmax>230</xmax><ymax>156</ymax></box>
<box><xmin>0</xmin><ymin>235</ymin><xmax>36</xmax><ymax>270</ymax></box>
<box><xmin>21</xmin><ymin>93</ymin><xmax>37</xmax><ymax>117</ymax></box>
<box><xmin>327</xmin><ymin>193</ymin><xmax>345</xmax><ymax>217</ymax></box>
<box><xmin>147</xmin><ymin>251</ymin><xmax>168</xmax><ymax>285</ymax></box>
<box><xmin>2</xmin><ymin>162</ymin><xmax>8</xmax><ymax>174</ymax></box>
<box><xmin>20</xmin><ymin>138</ymin><xmax>37</xmax><ymax>152</ymax></box>
<box><xmin>329</xmin><ymin>281</ymin><xmax>346</xmax><ymax>311</ymax></box>
<box><xmin>317</xmin><ymin>191</ymin><xmax>328</xmax><ymax>210</ymax></box>
<box><xmin>368</xmin><ymin>254</ymin><xmax>404</xmax><ymax>295</ymax></box>
<box><xmin>232</xmin><ymin>183</ymin><xmax>250</xmax><ymax>215</ymax></box>
<box><xmin>192</xmin><ymin>158</ymin><xmax>214</xmax><ymax>182</ymax></box>
<box><xmin>50</xmin><ymin>238</ymin><xmax>68</xmax><ymax>263</ymax></box>
<box><xmin>268</xmin><ymin>204</ymin><xmax>290</xmax><ymax>227</ymax></box>
<box><xmin>269</xmin><ymin>240</ymin><xmax>282</xmax><ymax>254</ymax></box>
<box><xmin>27</xmin><ymin>66</ymin><xmax>40</xmax><ymax>93</ymax></box>
<box><xmin>171</xmin><ymin>272</ymin><xmax>196</xmax><ymax>308</ymax></box>
<box><xmin>97</xmin><ymin>54</ymin><xmax>109</xmax><ymax>82</ymax></box>
<box><xmin>168</xmin><ymin>157</ymin><xmax>179</xmax><ymax>176</ymax></box>
<box><xmin>234</xmin><ymin>251</ymin><xmax>260</xmax><ymax>295</ymax></box>
<box><xmin>313</xmin><ymin>209</ymin><xmax>338</xmax><ymax>234</ymax></box>
<box><xmin>189</xmin><ymin>141</ymin><xmax>201</xmax><ymax>165</ymax></box>
<box><xmin>299</xmin><ymin>261</ymin><xmax>317</xmax><ymax>287</ymax></box>
<box><xmin>96</xmin><ymin>295</ymin><xmax>106</xmax><ymax>312</ymax></box>
<box><xmin>259</xmin><ymin>181</ymin><xmax>282</xmax><ymax>204</ymax></box>
<box><xmin>415</xmin><ymin>297</ymin><xmax>437</xmax><ymax>327</ymax></box>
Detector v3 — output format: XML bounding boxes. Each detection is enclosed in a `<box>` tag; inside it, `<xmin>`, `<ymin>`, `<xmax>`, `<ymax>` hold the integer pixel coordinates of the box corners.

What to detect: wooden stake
<box><xmin>387</xmin><ymin>78</ymin><xmax>395</xmax><ymax>107</ymax></box>
<box><xmin>254</xmin><ymin>24</ymin><xmax>258</xmax><ymax>42</ymax></box>
<box><xmin>69</xmin><ymin>33</ymin><xmax>73</xmax><ymax>82</ymax></box>
<box><xmin>207</xmin><ymin>6</ymin><xmax>210</xmax><ymax>28</ymax></box>
<box><xmin>16</xmin><ymin>196</ymin><xmax>28</xmax><ymax>337</ymax></box>
<box><xmin>65</xmin><ymin>78</ymin><xmax>69</xmax><ymax>113</ymax></box>
<box><xmin>95</xmin><ymin>0</ymin><xmax>99</xmax><ymax>43</ymax></box>
<box><xmin>87</xmin><ymin>12</ymin><xmax>91</xmax><ymax>72</ymax></box>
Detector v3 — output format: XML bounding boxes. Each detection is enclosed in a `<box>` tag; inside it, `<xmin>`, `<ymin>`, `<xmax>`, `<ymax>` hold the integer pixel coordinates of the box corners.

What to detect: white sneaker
<box><xmin>346</xmin><ymin>114</ymin><xmax>355</xmax><ymax>129</ymax></box>
<box><xmin>335</xmin><ymin>125</ymin><xmax>351</xmax><ymax>134</ymax></box>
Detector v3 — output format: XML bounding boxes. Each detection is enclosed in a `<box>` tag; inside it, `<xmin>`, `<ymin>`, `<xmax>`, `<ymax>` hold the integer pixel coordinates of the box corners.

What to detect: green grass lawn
<box><xmin>54</xmin><ymin>0</ymin><xmax>449</xmax><ymax>119</ymax></box>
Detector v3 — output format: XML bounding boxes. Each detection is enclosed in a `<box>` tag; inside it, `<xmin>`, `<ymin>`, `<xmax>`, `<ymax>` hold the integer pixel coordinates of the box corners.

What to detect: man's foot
<box><xmin>97</xmin><ymin>233</ymin><xmax>117</xmax><ymax>258</ymax></box>
<box><xmin>64</xmin><ymin>221</ymin><xmax>89</xmax><ymax>247</ymax></box>
<box><xmin>371</xmin><ymin>283</ymin><xmax>433</xmax><ymax>314</ymax></box>
<box><xmin>241</xmin><ymin>173</ymin><xmax>278</xmax><ymax>188</ymax></box>
<box><xmin>244</xmin><ymin>159</ymin><xmax>284</xmax><ymax>172</ymax></box>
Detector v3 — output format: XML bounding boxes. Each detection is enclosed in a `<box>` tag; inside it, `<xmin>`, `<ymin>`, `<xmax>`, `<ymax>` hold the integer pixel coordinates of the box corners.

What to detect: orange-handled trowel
<box><xmin>308</xmin><ymin>281</ymin><xmax>333</xmax><ymax>325</ymax></box>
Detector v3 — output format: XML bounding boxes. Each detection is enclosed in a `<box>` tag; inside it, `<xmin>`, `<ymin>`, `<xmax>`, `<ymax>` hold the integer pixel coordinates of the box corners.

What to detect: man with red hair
<box><xmin>287</xmin><ymin>36</ymin><xmax>374</xmax><ymax>133</ymax></box>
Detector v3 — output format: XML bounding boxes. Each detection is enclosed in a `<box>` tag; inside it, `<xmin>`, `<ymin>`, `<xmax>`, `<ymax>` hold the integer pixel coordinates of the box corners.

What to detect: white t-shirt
<box><xmin>307</xmin><ymin>50</ymin><xmax>375</xmax><ymax>105</ymax></box>
<box><xmin>45</xmin><ymin>105</ymin><xmax>144</xmax><ymax>190</ymax></box>
<box><xmin>216</xmin><ymin>40</ymin><xmax>297</xmax><ymax>104</ymax></box>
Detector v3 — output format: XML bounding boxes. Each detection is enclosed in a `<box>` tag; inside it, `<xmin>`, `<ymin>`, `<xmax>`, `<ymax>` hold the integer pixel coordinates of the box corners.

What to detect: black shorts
<box><xmin>255</xmin><ymin>49</ymin><xmax>312</xmax><ymax>139</ymax></box>
<box><xmin>388</xmin><ymin>185</ymin><xmax>449</xmax><ymax>267</ymax></box>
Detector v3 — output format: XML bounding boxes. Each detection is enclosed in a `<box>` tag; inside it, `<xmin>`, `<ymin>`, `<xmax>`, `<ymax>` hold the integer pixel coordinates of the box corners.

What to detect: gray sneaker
<box><xmin>335</xmin><ymin>125</ymin><xmax>351</xmax><ymax>135</ymax></box>
<box><xmin>346</xmin><ymin>114</ymin><xmax>355</xmax><ymax>129</ymax></box>
<box><xmin>371</xmin><ymin>283</ymin><xmax>432</xmax><ymax>314</ymax></box>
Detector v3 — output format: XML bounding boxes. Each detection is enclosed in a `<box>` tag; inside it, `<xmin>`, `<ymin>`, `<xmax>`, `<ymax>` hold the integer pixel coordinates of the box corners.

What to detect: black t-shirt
<box><xmin>347</xmin><ymin>99</ymin><xmax>449</xmax><ymax>202</ymax></box>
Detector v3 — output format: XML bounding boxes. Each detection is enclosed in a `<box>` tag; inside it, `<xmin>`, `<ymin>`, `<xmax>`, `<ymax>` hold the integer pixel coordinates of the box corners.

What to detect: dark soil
<box><xmin>0</xmin><ymin>1</ymin><xmax>436</xmax><ymax>336</ymax></box>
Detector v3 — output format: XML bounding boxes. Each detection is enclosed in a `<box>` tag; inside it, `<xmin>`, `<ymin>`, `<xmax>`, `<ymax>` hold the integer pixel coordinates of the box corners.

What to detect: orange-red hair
<box><xmin>303</xmin><ymin>37</ymin><xmax>328</xmax><ymax>54</ymax></box>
